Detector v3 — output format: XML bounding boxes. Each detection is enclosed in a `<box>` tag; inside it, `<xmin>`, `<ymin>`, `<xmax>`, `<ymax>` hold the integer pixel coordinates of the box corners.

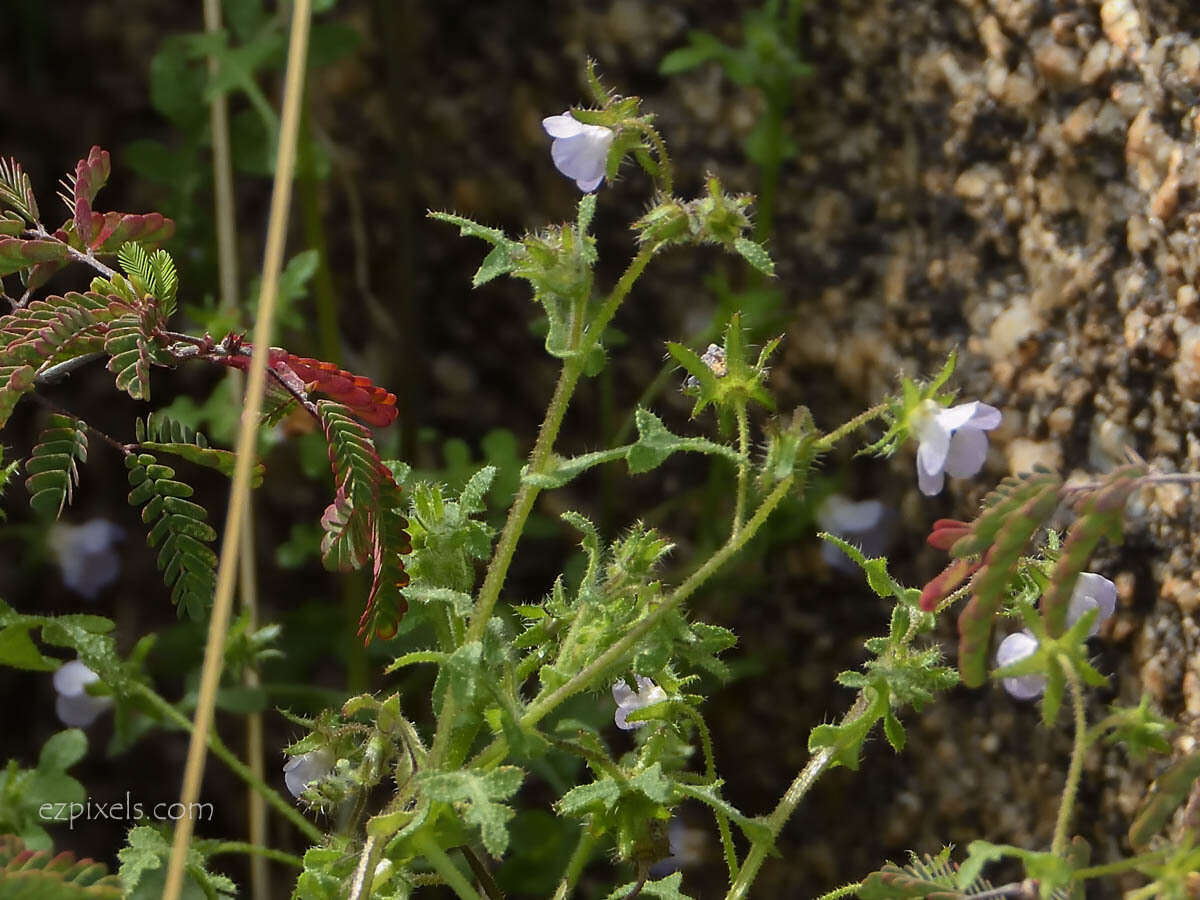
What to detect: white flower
<box><xmin>995</xmin><ymin>573</ymin><xmax>1118</xmax><ymax>700</ymax></box>
<box><xmin>53</xmin><ymin>660</ymin><xmax>112</xmax><ymax>728</ymax></box>
<box><xmin>283</xmin><ymin>749</ymin><xmax>334</xmax><ymax>799</ymax></box>
<box><xmin>816</xmin><ymin>494</ymin><xmax>891</xmax><ymax>573</ymax></box>
<box><xmin>913</xmin><ymin>400</ymin><xmax>1002</xmax><ymax>496</ymax></box>
<box><xmin>995</xmin><ymin>631</ymin><xmax>1045</xmax><ymax>700</ymax></box>
<box><xmin>542</xmin><ymin>111</ymin><xmax>615</xmax><ymax>192</ymax></box>
<box><xmin>612</xmin><ymin>676</ymin><xmax>667</xmax><ymax>730</ymax></box>
<box><xmin>48</xmin><ymin>519</ymin><xmax>124</xmax><ymax>600</ymax></box>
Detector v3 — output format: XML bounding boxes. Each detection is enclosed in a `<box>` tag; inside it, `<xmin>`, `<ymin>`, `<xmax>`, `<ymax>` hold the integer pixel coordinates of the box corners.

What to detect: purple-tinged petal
<box><xmin>964</xmin><ymin>402</ymin><xmax>1002</xmax><ymax>430</ymax></box>
<box><xmin>995</xmin><ymin>631</ymin><xmax>1046</xmax><ymax>700</ymax></box>
<box><xmin>612</xmin><ymin>679</ymin><xmax>636</xmax><ymax>707</ymax></box>
<box><xmin>917</xmin><ymin>458</ymin><xmax>946</xmax><ymax>496</ymax></box>
<box><xmin>944</xmin><ymin>427</ymin><xmax>989</xmax><ymax>478</ymax></box>
<box><xmin>934</xmin><ymin>401</ymin><xmax>981</xmax><ymax>432</ymax></box>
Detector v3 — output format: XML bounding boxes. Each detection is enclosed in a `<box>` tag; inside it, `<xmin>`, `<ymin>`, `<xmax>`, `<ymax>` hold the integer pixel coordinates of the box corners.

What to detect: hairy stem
<box><xmin>1052</xmin><ymin>656</ymin><xmax>1088</xmax><ymax>857</ymax></box>
<box><xmin>429</xmin><ymin>244</ymin><xmax>659</xmax><ymax>769</ymax></box>
<box><xmin>732</xmin><ymin>401</ymin><xmax>750</xmax><ymax>537</ymax></box>
<box><xmin>813</xmin><ymin>883</ymin><xmax>864</xmax><ymax>900</ymax></box>
<box><xmin>725</xmin><ymin>692</ymin><xmax>871</xmax><ymax>900</ymax></box>
<box><xmin>413</xmin><ymin>833</ymin><xmax>482</xmax><ymax>900</ymax></box>
<box><xmin>813</xmin><ymin>401</ymin><xmax>890</xmax><ymax>452</ymax></box>
<box><xmin>206</xmin><ymin>841</ymin><xmax>303</xmax><ymax>868</ymax></box>
<box><xmin>162</xmin><ymin>4</ymin><xmax>313</xmax><ymax>898</ymax></box>
<box><xmin>523</xmin><ymin>474</ymin><xmax>794</xmax><ymax>728</ymax></box>
<box><xmin>552</xmin><ymin>827</ymin><xmax>597</xmax><ymax>900</ymax></box>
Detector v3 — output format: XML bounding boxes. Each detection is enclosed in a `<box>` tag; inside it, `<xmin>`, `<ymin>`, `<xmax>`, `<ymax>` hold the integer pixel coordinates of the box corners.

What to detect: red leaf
<box><xmin>73</xmin><ymin>147</ymin><xmax>111</xmax><ymax>245</ymax></box>
<box><xmin>0</xmin><ymin>238</ymin><xmax>71</xmax><ymax>276</ymax></box>
<box><xmin>89</xmin><ymin>211</ymin><xmax>174</xmax><ymax>252</ymax></box>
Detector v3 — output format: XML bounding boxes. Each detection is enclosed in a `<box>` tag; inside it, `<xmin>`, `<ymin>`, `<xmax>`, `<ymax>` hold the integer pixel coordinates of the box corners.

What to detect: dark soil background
<box><xmin>2</xmin><ymin>0</ymin><xmax>1199</xmax><ymax>897</ymax></box>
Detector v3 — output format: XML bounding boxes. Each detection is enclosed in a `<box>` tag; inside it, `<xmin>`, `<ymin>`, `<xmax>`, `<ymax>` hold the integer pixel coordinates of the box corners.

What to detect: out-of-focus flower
<box><xmin>542</xmin><ymin>111</ymin><xmax>615</xmax><ymax>192</ymax></box>
<box><xmin>649</xmin><ymin>816</ymin><xmax>707</xmax><ymax>877</ymax></box>
<box><xmin>53</xmin><ymin>660</ymin><xmax>112</xmax><ymax>728</ymax></box>
<box><xmin>283</xmin><ymin>749</ymin><xmax>334</xmax><ymax>799</ymax></box>
<box><xmin>816</xmin><ymin>494</ymin><xmax>892</xmax><ymax>573</ymax></box>
<box><xmin>612</xmin><ymin>676</ymin><xmax>667</xmax><ymax>730</ymax></box>
<box><xmin>48</xmin><ymin>519</ymin><xmax>124</xmax><ymax>600</ymax></box>
<box><xmin>912</xmin><ymin>400</ymin><xmax>1002</xmax><ymax>496</ymax></box>
<box><xmin>996</xmin><ymin>573</ymin><xmax>1118</xmax><ymax>700</ymax></box>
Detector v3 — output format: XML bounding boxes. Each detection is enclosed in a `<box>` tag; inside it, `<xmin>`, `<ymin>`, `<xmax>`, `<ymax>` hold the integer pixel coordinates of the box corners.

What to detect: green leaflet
<box><xmin>417</xmin><ymin>767</ymin><xmax>524</xmax><ymax>858</ymax></box>
<box><xmin>125</xmin><ymin>452</ymin><xmax>217</xmax><ymax>620</ymax></box>
<box><xmin>1128</xmin><ymin>753</ymin><xmax>1200</xmax><ymax>850</ymax></box>
<box><xmin>134</xmin><ymin>413</ymin><xmax>262</xmax><ymax>485</ymax></box>
<box><xmin>25</xmin><ymin>414</ymin><xmax>88</xmax><ymax>519</ymax></box>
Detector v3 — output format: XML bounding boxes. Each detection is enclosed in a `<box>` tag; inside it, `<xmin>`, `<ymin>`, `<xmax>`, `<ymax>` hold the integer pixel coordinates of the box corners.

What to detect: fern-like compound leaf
<box><xmin>104</xmin><ymin>315</ymin><xmax>151</xmax><ymax>401</ymax></box>
<box><xmin>25</xmin><ymin>414</ymin><xmax>89</xmax><ymax>518</ymax></box>
<box><xmin>316</xmin><ymin>401</ymin><xmax>411</xmax><ymax>641</ymax></box>
<box><xmin>0</xmin><ymin>156</ymin><xmax>40</xmax><ymax>222</ymax></box>
<box><xmin>1041</xmin><ymin>464</ymin><xmax>1145</xmax><ymax>637</ymax></box>
<box><xmin>0</xmin><ymin>291</ymin><xmax>113</xmax><ymax>428</ymax></box>
<box><xmin>858</xmin><ymin>847</ymin><xmax>994</xmax><ymax>899</ymax></box>
<box><xmin>134</xmin><ymin>413</ymin><xmax>262</xmax><ymax>485</ymax></box>
<box><xmin>125</xmin><ymin>452</ymin><xmax>217</xmax><ymax>619</ymax></box>
<box><xmin>0</xmin><ymin>833</ymin><xmax>122</xmax><ymax>898</ymax></box>
<box><xmin>957</xmin><ymin>471</ymin><xmax>1062</xmax><ymax>687</ymax></box>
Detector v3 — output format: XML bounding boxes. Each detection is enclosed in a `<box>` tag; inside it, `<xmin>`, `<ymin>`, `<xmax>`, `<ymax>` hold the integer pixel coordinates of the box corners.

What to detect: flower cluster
<box><xmin>996</xmin><ymin>573</ymin><xmax>1118</xmax><ymax>700</ymax></box>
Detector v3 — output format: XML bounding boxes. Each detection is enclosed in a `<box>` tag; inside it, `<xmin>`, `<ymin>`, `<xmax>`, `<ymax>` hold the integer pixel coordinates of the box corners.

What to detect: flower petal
<box><xmin>1071</xmin><ymin>572</ymin><xmax>1117</xmax><ymax>630</ymax></box>
<box><xmin>934</xmin><ymin>401</ymin><xmax>981</xmax><ymax>432</ymax></box>
<box><xmin>542</xmin><ymin>112</ymin><xmax>584</xmax><ymax>138</ymax></box>
<box><xmin>917</xmin><ymin>459</ymin><xmax>946</xmax><ymax>496</ymax></box>
<box><xmin>965</xmin><ymin>402</ymin><xmax>1002</xmax><ymax>430</ymax></box>
<box><xmin>612</xmin><ymin>679</ymin><xmax>636</xmax><ymax>707</ymax></box>
<box><xmin>995</xmin><ymin>631</ymin><xmax>1046</xmax><ymax>700</ymax></box>
<box><xmin>53</xmin><ymin>660</ymin><xmax>98</xmax><ymax>697</ymax></box>
<box><xmin>575</xmin><ymin>173</ymin><xmax>604</xmax><ymax>192</ymax></box>
<box><xmin>55</xmin><ymin>692</ymin><xmax>109</xmax><ymax>728</ymax></box>
<box><xmin>614</xmin><ymin>705</ymin><xmax>636</xmax><ymax>730</ymax></box>
<box><xmin>943</xmin><ymin>426</ymin><xmax>989</xmax><ymax>478</ymax></box>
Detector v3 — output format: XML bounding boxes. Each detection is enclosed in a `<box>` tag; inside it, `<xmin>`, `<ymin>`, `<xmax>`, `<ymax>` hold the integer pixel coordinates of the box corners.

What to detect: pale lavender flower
<box><xmin>284</xmin><ymin>749</ymin><xmax>334</xmax><ymax>799</ymax></box>
<box><xmin>542</xmin><ymin>111</ymin><xmax>614</xmax><ymax>192</ymax></box>
<box><xmin>612</xmin><ymin>676</ymin><xmax>667</xmax><ymax>730</ymax></box>
<box><xmin>913</xmin><ymin>400</ymin><xmax>1002</xmax><ymax>496</ymax></box>
<box><xmin>49</xmin><ymin>519</ymin><xmax>124</xmax><ymax>600</ymax></box>
<box><xmin>53</xmin><ymin>660</ymin><xmax>112</xmax><ymax>728</ymax></box>
<box><xmin>816</xmin><ymin>494</ymin><xmax>892</xmax><ymax>573</ymax></box>
<box><xmin>996</xmin><ymin>573</ymin><xmax>1118</xmax><ymax>700</ymax></box>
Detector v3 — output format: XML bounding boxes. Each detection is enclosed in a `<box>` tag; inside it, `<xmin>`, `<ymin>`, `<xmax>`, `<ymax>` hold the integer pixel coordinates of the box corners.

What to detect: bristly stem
<box><xmin>732</xmin><ymin>401</ymin><xmax>750</xmax><ymax>537</ymax></box>
<box><xmin>413</xmin><ymin>833</ymin><xmax>483</xmax><ymax>900</ymax></box>
<box><xmin>552</xmin><ymin>827</ymin><xmax>597</xmax><ymax>900</ymax></box>
<box><xmin>205</xmin><ymin>841</ymin><xmax>304</xmax><ymax>869</ymax></box>
<box><xmin>1052</xmin><ymin>655</ymin><xmax>1088</xmax><ymax>857</ymax></box>
<box><xmin>814</xmin><ymin>401</ymin><xmax>890</xmax><ymax>451</ymax></box>
<box><xmin>724</xmin><ymin>691</ymin><xmax>871</xmax><ymax>900</ymax></box>
<box><xmin>522</xmin><ymin>474</ymin><xmax>794</xmax><ymax>728</ymax></box>
<box><xmin>813</xmin><ymin>882</ymin><xmax>864</xmax><ymax>900</ymax></box>
<box><xmin>428</xmin><ymin>243</ymin><xmax>660</xmax><ymax>769</ymax></box>
<box><xmin>637</xmin><ymin>124</ymin><xmax>674</xmax><ymax>196</ymax></box>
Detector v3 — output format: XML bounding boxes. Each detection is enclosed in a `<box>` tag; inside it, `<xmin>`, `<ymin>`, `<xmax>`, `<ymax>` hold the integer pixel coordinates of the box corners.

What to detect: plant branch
<box><xmin>732</xmin><ymin>402</ymin><xmax>750</xmax><ymax>537</ymax></box>
<box><xmin>725</xmin><ymin>691</ymin><xmax>871</xmax><ymax>900</ymax></box>
<box><xmin>205</xmin><ymin>841</ymin><xmax>303</xmax><ymax>868</ymax></box>
<box><xmin>813</xmin><ymin>401</ymin><xmax>890</xmax><ymax>452</ymax></box>
<box><xmin>413</xmin><ymin>833</ymin><xmax>483</xmax><ymax>900</ymax></box>
<box><xmin>1052</xmin><ymin>655</ymin><xmax>1088</xmax><ymax>857</ymax></box>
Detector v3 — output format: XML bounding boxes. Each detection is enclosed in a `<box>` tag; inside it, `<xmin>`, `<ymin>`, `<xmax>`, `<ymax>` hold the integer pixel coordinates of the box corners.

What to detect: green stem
<box><xmin>522</xmin><ymin>475</ymin><xmax>794</xmax><ymax>728</ymax></box>
<box><xmin>676</xmin><ymin>704</ymin><xmax>737</xmax><ymax>879</ymax></box>
<box><xmin>135</xmin><ymin>686</ymin><xmax>323</xmax><ymax>843</ymax></box>
<box><xmin>413</xmin><ymin>833</ymin><xmax>483</xmax><ymax>900</ymax></box>
<box><xmin>1072</xmin><ymin>848</ymin><xmax>1169</xmax><ymax>880</ymax></box>
<box><xmin>206</xmin><ymin>841</ymin><xmax>304</xmax><ymax>868</ymax></box>
<box><xmin>732</xmin><ymin>402</ymin><xmax>750</xmax><ymax>538</ymax></box>
<box><xmin>813</xmin><ymin>402</ymin><xmax>890</xmax><ymax>452</ymax></box>
<box><xmin>429</xmin><ymin>244</ymin><xmax>660</xmax><ymax>769</ymax></box>
<box><xmin>347</xmin><ymin>834</ymin><xmax>381</xmax><ymax>900</ymax></box>
<box><xmin>637</xmin><ymin>124</ymin><xmax>674</xmax><ymax>196</ymax></box>
<box><xmin>1052</xmin><ymin>656</ymin><xmax>1088</xmax><ymax>857</ymax></box>
<box><xmin>814</xmin><ymin>883</ymin><xmax>864</xmax><ymax>900</ymax></box>
<box><xmin>552</xmin><ymin>827</ymin><xmax>597</xmax><ymax>900</ymax></box>
<box><xmin>725</xmin><ymin>692</ymin><xmax>871</xmax><ymax>900</ymax></box>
